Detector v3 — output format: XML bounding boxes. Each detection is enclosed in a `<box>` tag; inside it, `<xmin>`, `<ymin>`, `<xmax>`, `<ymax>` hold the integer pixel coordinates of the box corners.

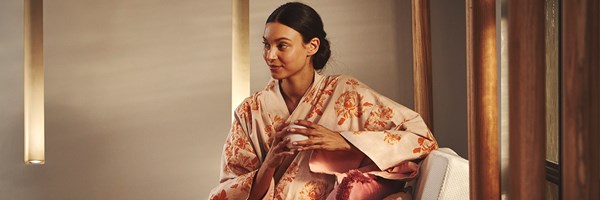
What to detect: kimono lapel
<box><xmin>270</xmin><ymin>73</ymin><xmax>326</xmax><ymax>123</ymax></box>
<box><xmin>254</xmin><ymin>73</ymin><xmax>326</xmax><ymax>162</ymax></box>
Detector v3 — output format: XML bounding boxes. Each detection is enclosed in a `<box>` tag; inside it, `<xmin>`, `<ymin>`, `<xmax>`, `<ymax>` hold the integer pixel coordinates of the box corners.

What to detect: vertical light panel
<box><xmin>24</xmin><ymin>0</ymin><xmax>45</xmax><ymax>165</ymax></box>
<box><xmin>232</xmin><ymin>0</ymin><xmax>250</xmax><ymax>114</ymax></box>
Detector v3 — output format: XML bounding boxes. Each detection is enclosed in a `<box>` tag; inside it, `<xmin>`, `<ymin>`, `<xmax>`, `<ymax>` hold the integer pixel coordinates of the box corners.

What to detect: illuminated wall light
<box><xmin>24</xmin><ymin>0</ymin><xmax>45</xmax><ymax>165</ymax></box>
<box><xmin>231</xmin><ymin>0</ymin><xmax>250</xmax><ymax>115</ymax></box>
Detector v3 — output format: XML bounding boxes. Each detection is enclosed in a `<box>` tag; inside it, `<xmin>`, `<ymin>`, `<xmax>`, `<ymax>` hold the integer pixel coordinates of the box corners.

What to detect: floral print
<box><xmin>299</xmin><ymin>181</ymin><xmax>328</xmax><ymax>200</ymax></box>
<box><xmin>264</xmin><ymin>113</ymin><xmax>284</xmax><ymax>140</ymax></box>
<box><xmin>305</xmin><ymin>76</ymin><xmax>339</xmax><ymax>120</ymax></box>
<box><xmin>223</xmin><ymin>121</ymin><xmax>258</xmax><ymax>175</ymax></box>
<box><xmin>383</xmin><ymin>131</ymin><xmax>402</xmax><ymax>144</ymax></box>
<box><xmin>209</xmin><ymin>189</ymin><xmax>228</xmax><ymax>200</ymax></box>
<box><xmin>335</xmin><ymin>91</ymin><xmax>365</xmax><ymax>125</ymax></box>
<box><xmin>413</xmin><ymin>131</ymin><xmax>438</xmax><ymax>154</ymax></box>
<box><xmin>210</xmin><ymin>74</ymin><xmax>437</xmax><ymax>200</ymax></box>
<box><xmin>275</xmin><ymin>162</ymin><xmax>300</xmax><ymax>200</ymax></box>
<box><xmin>365</xmin><ymin>105</ymin><xmax>394</xmax><ymax>131</ymax></box>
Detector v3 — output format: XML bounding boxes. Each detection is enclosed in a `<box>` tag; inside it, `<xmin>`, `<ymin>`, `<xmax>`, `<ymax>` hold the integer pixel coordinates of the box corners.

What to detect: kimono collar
<box><xmin>272</xmin><ymin>72</ymin><xmax>325</xmax><ymax>118</ymax></box>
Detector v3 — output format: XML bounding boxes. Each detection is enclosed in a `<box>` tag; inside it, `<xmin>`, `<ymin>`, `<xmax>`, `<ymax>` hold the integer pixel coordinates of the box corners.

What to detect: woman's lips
<box><xmin>269</xmin><ymin>65</ymin><xmax>282</xmax><ymax>72</ymax></box>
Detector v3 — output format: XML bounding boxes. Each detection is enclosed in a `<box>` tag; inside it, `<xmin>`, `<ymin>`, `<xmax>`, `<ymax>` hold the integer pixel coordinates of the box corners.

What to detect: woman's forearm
<box><xmin>248</xmin><ymin>164</ymin><xmax>275</xmax><ymax>199</ymax></box>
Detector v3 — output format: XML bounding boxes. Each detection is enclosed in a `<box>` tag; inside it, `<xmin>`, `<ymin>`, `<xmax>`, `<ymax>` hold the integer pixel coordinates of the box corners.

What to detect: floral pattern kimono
<box><xmin>209</xmin><ymin>73</ymin><xmax>437</xmax><ymax>200</ymax></box>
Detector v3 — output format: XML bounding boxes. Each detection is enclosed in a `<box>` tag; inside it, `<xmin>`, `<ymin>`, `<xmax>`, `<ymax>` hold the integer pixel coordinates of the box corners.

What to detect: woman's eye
<box><xmin>262</xmin><ymin>42</ymin><xmax>270</xmax><ymax>50</ymax></box>
<box><xmin>277</xmin><ymin>43</ymin><xmax>288</xmax><ymax>50</ymax></box>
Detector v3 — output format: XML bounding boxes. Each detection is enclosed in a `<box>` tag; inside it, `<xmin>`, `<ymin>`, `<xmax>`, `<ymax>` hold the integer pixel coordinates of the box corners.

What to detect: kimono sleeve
<box><xmin>309</xmin><ymin>77</ymin><xmax>438</xmax><ymax>177</ymax></box>
<box><xmin>208</xmin><ymin>104</ymin><xmax>275</xmax><ymax>200</ymax></box>
<box><xmin>341</xmin><ymin>82</ymin><xmax>438</xmax><ymax>171</ymax></box>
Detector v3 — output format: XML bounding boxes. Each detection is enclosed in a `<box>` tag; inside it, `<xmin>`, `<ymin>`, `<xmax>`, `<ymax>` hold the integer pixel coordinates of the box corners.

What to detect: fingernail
<box><xmin>295</xmin><ymin>120</ymin><xmax>299</xmax><ymax>123</ymax></box>
<box><xmin>292</xmin><ymin>142</ymin><xmax>298</xmax><ymax>145</ymax></box>
<box><xmin>289</xmin><ymin>128</ymin><xmax>295</xmax><ymax>132</ymax></box>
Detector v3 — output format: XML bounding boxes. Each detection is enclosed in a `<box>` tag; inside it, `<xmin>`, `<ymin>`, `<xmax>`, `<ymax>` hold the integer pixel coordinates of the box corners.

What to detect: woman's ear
<box><xmin>307</xmin><ymin>37</ymin><xmax>320</xmax><ymax>56</ymax></box>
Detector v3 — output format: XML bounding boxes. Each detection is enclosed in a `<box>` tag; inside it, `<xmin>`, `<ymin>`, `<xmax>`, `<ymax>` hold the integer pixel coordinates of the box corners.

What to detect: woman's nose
<box><xmin>265</xmin><ymin>49</ymin><xmax>277</xmax><ymax>61</ymax></box>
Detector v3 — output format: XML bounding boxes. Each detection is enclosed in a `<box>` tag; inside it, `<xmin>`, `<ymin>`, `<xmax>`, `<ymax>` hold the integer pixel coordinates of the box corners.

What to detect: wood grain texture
<box><xmin>412</xmin><ymin>0</ymin><xmax>433</xmax><ymax>129</ymax></box>
<box><xmin>466</xmin><ymin>0</ymin><xmax>499</xmax><ymax>199</ymax></box>
<box><xmin>562</xmin><ymin>0</ymin><xmax>600</xmax><ymax>199</ymax></box>
<box><xmin>508</xmin><ymin>0</ymin><xmax>546</xmax><ymax>199</ymax></box>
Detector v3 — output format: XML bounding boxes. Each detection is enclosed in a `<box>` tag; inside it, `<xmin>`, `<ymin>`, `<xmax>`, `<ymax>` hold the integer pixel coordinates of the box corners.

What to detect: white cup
<box><xmin>284</xmin><ymin>124</ymin><xmax>309</xmax><ymax>148</ymax></box>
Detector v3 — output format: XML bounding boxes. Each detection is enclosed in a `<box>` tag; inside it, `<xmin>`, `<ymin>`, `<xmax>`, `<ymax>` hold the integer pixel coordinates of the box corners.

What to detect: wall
<box><xmin>1</xmin><ymin>1</ymin><xmax>231</xmax><ymax>199</ymax></box>
<box><xmin>0</xmin><ymin>1</ymin><xmax>467</xmax><ymax>199</ymax></box>
<box><xmin>430</xmin><ymin>0</ymin><xmax>468</xmax><ymax>157</ymax></box>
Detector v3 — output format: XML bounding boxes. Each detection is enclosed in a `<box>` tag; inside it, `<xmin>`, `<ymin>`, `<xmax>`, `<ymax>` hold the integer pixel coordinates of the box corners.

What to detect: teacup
<box><xmin>284</xmin><ymin>124</ymin><xmax>309</xmax><ymax>148</ymax></box>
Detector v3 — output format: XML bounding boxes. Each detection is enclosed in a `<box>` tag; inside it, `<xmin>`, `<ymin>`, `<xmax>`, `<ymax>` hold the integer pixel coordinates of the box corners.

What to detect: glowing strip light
<box><xmin>24</xmin><ymin>0</ymin><xmax>45</xmax><ymax>165</ymax></box>
<box><xmin>231</xmin><ymin>0</ymin><xmax>250</xmax><ymax>115</ymax></box>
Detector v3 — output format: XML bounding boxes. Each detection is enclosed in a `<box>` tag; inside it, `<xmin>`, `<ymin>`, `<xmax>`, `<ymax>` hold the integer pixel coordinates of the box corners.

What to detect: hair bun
<box><xmin>267</xmin><ymin>2</ymin><xmax>331</xmax><ymax>71</ymax></box>
<box><xmin>313</xmin><ymin>37</ymin><xmax>331</xmax><ymax>70</ymax></box>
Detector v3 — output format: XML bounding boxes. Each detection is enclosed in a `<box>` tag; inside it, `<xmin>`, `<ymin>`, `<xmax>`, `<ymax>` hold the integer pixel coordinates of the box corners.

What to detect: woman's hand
<box><xmin>250</xmin><ymin>123</ymin><xmax>295</xmax><ymax>199</ymax></box>
<box><xmin>289</xmin><ymin>120</ymin><xmax>352</xmax><ymax>151</ymax></box>
<box><xmin>263</xmin><ymin>122</ymin><xmax>296</xmax><ymax>169</ymax></box>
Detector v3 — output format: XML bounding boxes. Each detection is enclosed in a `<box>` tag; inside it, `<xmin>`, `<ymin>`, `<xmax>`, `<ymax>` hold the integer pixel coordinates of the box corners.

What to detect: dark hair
<box><xmin>267</xmin><ymin>2</ymin><xmax>331</xmax><ymax>70</ymax></box>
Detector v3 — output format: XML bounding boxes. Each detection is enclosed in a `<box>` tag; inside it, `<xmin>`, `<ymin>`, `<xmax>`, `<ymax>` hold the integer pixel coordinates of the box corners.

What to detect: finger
<box><xmin>276</xmin><ymin>150</ymin><xmax>296</xmax><ymax>156</ymax></box>
<box><xmin>298</xmin><ymin>144</ymin><xmax>324</xmax><ymax>151</ymax></box>
<box><xmin>273</xmin><ymin>138</ymin><xmax>291</xmax><ymax>150</ymax></box>
<box><xmin>275</xmin><ymin>122</ymin><xmax>290</xmax><ymax>131</ymax></box>
<box><xmin>273</xmin><ymin>128</ymin><xmax>291</xmax><ymax>143</ymax></box>
<box><xmin>288</xmin><ymin>128</ymin><xmax>319</xmax><ymax>137</ymax></box>
<box><xmin>294</xmin><ymin>120</ymin><xmax>318</xmax><ymax>129</ymax></box>
<box><xmin>293</xmin><ymin>138</ymin><xmax>322</xmax><ymax>147</ymax></box>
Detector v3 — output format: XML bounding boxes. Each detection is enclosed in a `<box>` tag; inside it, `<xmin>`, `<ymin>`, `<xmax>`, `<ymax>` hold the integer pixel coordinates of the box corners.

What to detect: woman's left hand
<box><xmin>288</xmin><ymin>120</ymin><xmax>352</xmax><ymax>151</ymax></box>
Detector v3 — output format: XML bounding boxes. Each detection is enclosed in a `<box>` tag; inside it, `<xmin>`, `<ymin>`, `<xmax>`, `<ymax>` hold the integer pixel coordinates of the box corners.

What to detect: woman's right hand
<box><xmin>263</xmin><ymin>122</ymin><xmax>296</xmax><ymax>169</ymax></box>
<box><xmin>249</xmin><ymin>122</ymin><xmax>295</xmax><ymax>199</ymax></box>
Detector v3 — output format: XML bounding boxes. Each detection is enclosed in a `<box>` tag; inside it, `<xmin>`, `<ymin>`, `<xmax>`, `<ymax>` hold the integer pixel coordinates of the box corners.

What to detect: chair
<box><xmin>383</xmin><ymin>148</ymin><xmax>469</xmax><ymax>200</ymax></box>
<box><xmin>412</xmin><ymin>148</ymin><xmax>469</xmax><ymax>200</ymax></box>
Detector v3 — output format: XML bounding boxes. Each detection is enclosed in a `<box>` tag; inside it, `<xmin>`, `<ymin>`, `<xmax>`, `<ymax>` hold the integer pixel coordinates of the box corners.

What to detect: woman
<box><xmin>210</xmin><ymin>2</ymin><xmax>437</xmax><ymax>200</ymax></box>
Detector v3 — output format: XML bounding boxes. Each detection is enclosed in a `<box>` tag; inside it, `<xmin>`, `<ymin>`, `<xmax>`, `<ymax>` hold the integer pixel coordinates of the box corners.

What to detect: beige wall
<box><xmin>1</xmin><ymin>0</ymin><xmax>231</xmax><ymax>199</ymax></box>
<box><xmin>0</xmin><ymin>1</ymin><xmax>467</xmax><ymax>199</ymax></box>
<box><xmin>430</xmin><ymin>0</ymin><xmax>468</xmax><ymax>157</ymax></box>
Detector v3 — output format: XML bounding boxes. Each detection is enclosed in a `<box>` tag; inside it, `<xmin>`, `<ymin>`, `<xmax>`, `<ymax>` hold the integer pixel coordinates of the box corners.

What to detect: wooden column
<box><xmin>508</xmin><ymin>0</ymin><xmax>546</xmax><ymax>199</ymax></box>
<box><xmin>466</xmin><ymin>0</ymin><xmax>499</xmax><ymax>199</ymax></box>
<box><xmin>562</xmin><ymin>0</ymin><xmax>600</xmax><ymax>199</ymax></box>
<box><xmin>411</xmin><ymin>0</ymin><xmax>433</xmax><ymax>129</ymax></box>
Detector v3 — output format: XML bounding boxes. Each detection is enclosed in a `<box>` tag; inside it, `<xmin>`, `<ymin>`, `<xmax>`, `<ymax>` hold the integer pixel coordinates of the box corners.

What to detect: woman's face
<box><xmin>263</xmin><ymin>22</ymin><xmax>317</xmax><ymax>80</ymax></box>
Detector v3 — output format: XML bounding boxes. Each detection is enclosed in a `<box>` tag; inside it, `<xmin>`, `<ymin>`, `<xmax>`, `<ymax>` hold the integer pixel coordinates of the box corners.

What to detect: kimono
<box><xmin>209</xmin><ymin>73</ymin><xmax>437</xmax><ymax>200</ymax></box>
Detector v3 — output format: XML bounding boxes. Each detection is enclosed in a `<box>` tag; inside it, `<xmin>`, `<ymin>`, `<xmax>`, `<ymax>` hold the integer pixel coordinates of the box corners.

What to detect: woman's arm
<box><xmin>209</xmin><ymin>117</ymin><xmax>261</xmax><ymax>200</ymax></box>
<box><xmin>248</xmin><ymin>123</ymin><xmax>295</xmax><ymax>199</ymax></box>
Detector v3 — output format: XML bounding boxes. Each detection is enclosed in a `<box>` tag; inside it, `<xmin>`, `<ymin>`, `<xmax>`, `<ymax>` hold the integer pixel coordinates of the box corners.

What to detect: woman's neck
<box><xmin>280</xmin><ymin>69</ymin><xmax>315</xmax><ymax>104</ymax></box>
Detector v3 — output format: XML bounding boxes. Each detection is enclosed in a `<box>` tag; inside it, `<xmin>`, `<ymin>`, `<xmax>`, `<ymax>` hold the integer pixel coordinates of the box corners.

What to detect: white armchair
<box><xmin>383</xmin><ymin>148</ymin><xmax>469</xmax><ymax>200</ymax></box>
<box><xmin>412</xmin><ymin>148</ymin><xmax>470</xmax><ymax>200</ymax></box>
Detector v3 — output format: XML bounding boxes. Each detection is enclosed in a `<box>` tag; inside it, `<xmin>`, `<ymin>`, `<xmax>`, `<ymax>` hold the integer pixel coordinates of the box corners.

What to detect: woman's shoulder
<box><xmin>324</xmin><ymin>74</ymin><xmax>372</xmax><ymax>91</ymax></box>
<box><xmin>234</xmin><ymin>92</ymin><xmax>263</xmax><ymax>116</ymax></box>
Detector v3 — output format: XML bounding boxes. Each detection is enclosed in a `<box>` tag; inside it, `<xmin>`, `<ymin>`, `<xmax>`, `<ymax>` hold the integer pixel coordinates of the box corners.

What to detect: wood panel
<box><xmin>562</xmin><ymin>0</ymin><xmax>600</xmax><ymax>199</ymax></box>
<box><xmin>466</xmin><ymin>0</ymin><xmax>499</xmax><ymax>199</ymax></box>
<box><xmin>508</xmin><ymin>0</ymin><xmax>546</xmax><ymax>199</ymax></box>
<box><xmin>412</xmin><ymin>0</ymin><xmax>433</xmax><ymax>129</ymax></box>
